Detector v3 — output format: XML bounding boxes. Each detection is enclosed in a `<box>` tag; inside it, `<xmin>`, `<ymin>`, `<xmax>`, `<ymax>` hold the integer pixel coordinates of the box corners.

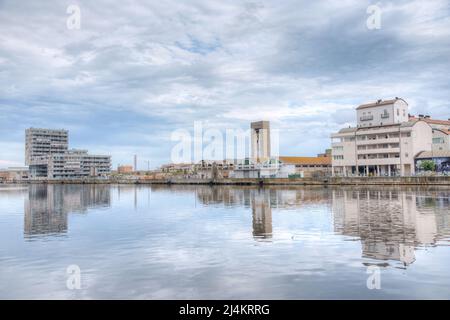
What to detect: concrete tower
<box><xmin>251</xmin><ymin>121</ymin><xmax>270</xmax><ymax>163</ymax></box>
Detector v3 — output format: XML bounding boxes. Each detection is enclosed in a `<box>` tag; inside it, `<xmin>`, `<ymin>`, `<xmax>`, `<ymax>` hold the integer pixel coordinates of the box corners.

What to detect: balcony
<box><xmin>356</xmin><ymin>137</ymin><xmax>400</xmax><ymax>145</ymax></box>
<box><xmin>357</xmin><ymin>147</ymin><xmax>400</xmax><ymax>155</ymax></box>
<box><xmin>360</xmin><ymin>115</ymin><xmax>374</xmax><ymax>121</ymax></box>
<box><xmin>381</xmin><ymin>113</ymin><xmax>390</xmax><ymax>119</ymax></box>
<box><xmin>357</xmin><ymin>158</ymin><xmax>401</xmax><ymax>165</ymax></box>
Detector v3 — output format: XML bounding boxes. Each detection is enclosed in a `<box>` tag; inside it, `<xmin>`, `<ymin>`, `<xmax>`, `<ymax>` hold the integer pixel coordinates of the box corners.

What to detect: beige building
<box><xmin>331</xmin><ymin>98</ymin><xmax>433</xmax><ymax>176</ymax></box>
<box><xmin>0</xmin><ymin>167</ymin><xmax>29</xmax><ymax>182</ymax></box>
<box><xmin>251</xmin><ymin>121</ymin><xmax>270</xmax><ymax>163</ymax></box>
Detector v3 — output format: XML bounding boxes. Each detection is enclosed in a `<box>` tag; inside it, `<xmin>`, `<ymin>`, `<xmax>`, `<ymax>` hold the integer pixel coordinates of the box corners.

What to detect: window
<box><xmin>433</xmin><ymin>137</ymin><xmax>445</xmax><ymax>144</ymax></box>
<box><xmin>333</xmin><ymin>155</ymin><xmax>344</xmax><ymax>160</ymax></box>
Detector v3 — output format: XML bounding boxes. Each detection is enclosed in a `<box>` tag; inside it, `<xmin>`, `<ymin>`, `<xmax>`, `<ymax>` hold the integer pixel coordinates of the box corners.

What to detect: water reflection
<box><xmin>332</xmin><ymin>188</ymin><xmax>450</xmax><ymax>266</ymax></box>
<box><xmin>21</xmin><ymin>184</ymin><xmax>450</xmax><ymax>268</ymax></box>
<box><xmin>24</xmin><ymin>184</ymin><xmax>110</xmax><ymax>237</ymax></box>
<box><xmin>174</xmin><ymin>185</ymin><xmax>450</xmax><ymax>266</ymax></box>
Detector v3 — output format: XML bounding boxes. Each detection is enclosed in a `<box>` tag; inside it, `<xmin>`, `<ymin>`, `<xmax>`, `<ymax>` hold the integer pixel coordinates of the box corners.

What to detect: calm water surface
<box><xmin>0</xmin><ymin>184</ymin><xmax>450</xmax><ymax>299</ymax></box>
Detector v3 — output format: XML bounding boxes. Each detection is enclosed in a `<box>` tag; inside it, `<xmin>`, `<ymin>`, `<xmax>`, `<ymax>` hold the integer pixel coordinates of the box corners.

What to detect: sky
<box><xmin>0</xmin><ymin>0</ymin><xmax>449</xmax><ymax>169</ymax></box>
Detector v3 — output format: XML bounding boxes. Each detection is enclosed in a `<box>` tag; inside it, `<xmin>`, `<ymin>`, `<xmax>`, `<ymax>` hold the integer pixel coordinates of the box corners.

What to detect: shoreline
<box><xmin>2</xmin><ymin>176</ymin><xmax>450</xmax><ymax>186</ymax></box>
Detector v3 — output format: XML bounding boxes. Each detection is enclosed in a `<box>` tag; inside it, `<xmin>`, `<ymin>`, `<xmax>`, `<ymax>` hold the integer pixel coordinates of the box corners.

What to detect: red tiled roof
<box><xmin>409</xmin><ymin>115</ymin><xmax>450</xmax><ymax>126</ymax></box>
<box><xmin>279</xmin><ymin>156</ymin><xmax>331</xmax><ymax>165</ymax></box>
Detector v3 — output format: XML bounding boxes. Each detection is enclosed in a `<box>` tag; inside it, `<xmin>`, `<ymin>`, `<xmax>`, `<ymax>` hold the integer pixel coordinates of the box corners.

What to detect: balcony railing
<box><xmin>360</xmin><ymin>115</ymin><xmax>374</xmax><ymax>121</ymax></box>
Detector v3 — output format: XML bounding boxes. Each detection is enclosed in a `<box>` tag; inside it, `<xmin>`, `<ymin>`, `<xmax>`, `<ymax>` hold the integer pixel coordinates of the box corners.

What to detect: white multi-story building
<box><xmin>26</xmin><ymin>128</ymin><xmax>111</xmax><ymax>179</ymax></box>
<box><xmin>331</xmin><ymin>98</ymin><xmax>433</xmax><ymax>176</ymax></box>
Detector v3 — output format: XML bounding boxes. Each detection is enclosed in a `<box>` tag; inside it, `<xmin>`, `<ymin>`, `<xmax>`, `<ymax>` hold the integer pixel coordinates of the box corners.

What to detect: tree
<box><xmin>420</xmin><ymin>160</ymin><xmax>436</xmax><ymax>171</ymax></box>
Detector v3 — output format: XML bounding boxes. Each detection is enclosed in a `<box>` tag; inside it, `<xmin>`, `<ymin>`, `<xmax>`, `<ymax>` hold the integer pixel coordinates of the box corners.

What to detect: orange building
<box><xmin>117</xmin><ymin>165</ymin><xmax>133</xmax><ymax>174</ymax></box>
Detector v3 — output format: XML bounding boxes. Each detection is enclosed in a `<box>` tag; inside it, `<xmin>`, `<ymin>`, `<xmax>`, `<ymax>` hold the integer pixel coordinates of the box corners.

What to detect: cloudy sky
<box><xmin>0</xmin><ymin>0</ymin><xmax>449</xmax><ymax>168</ymax></box>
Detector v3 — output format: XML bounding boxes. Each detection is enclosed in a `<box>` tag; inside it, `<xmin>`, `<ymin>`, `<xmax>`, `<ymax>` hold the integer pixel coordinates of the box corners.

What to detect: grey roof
<box><xmin>400</xmin><ymin>120</ymin><xmax>419</xmax><ymax>128</ymax></box>
<box><xmin>338</xmin><ymin>127</ymin><xmax>357</xmax><ymax>133</ymax></box>
<box><xmin>416</xmin><ymin>150</ymin><xmax>450</xmax><ymax>159</ymax></box>
<box><xmin>356</xmin><ymin>98</ymin><xmax>408</xmax><ymax>110</ymax></box>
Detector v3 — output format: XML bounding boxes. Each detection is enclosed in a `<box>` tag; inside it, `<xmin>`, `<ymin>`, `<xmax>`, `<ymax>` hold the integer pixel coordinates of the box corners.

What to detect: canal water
<box><xmin>0</xmin><ymin>184</ymin><xmax>449</xmax><ymax>299</ymax></box>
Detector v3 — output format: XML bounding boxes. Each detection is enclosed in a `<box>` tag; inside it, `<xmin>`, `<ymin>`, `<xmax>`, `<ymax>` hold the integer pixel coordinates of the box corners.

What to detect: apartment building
<box><xmin>26</xmin><ymin>128</ymin><xmax>111</xmax><ymax>179</ymax></box>
<box><xmin>331</xmin><ymin>98</ymin><xmax>432</xmax><ymax>176</ymax></box>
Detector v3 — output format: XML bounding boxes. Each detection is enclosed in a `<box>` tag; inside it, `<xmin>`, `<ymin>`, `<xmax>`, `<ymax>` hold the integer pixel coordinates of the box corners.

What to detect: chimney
<box><xmin>425</xmin><ymin>115</ymin><xmax>430</xmax><ymax>119</ymax></box>
<box><xmin>376</xmin><ymin>99</ymin><xmax>382</xmax><ymax>104</ymax></box>
<box><xmin>418</xmin><ymin>114</ymin><xmax>424</xmax><ymax>119</ymax></box>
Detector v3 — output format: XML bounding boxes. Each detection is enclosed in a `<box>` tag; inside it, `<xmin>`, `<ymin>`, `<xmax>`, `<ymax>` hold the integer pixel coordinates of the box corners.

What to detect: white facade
<box><xmin>331</xmin><ymin>98</ymin><xmax>433</xmax><ymax>176</ymax></box>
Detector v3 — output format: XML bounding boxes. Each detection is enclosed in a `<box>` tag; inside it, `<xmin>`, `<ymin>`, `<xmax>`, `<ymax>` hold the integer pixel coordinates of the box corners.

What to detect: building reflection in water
<box><xmin>251</xmin><ymin>190</ymin><xmax>272</xmax><ymax>239</ymax></box>
<box><xmin>24</xmin><ymin>184</ymin><xmax>111</xmax><ymax>237</ymax></box>
<box><xmin>194</xmin><ymin>186</ymin><xmax>274</xmax><ymax>239</ymax></box>
<box><xmin>191</xmin><ymin>185</ymin><xmax>331</xmax><ymax>241</ymax></box>
<box><xmin>332</xmin><ymin>188</ymin><xmax>450</xmax><ymax>267</ymax></box>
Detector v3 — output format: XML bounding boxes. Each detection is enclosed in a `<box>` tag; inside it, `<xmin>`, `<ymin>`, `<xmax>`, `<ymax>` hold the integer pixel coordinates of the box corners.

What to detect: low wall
<box><xmin>7</xmin><ymin>176</ymin><xmax>449</xmax><ymax>186</ymax></box>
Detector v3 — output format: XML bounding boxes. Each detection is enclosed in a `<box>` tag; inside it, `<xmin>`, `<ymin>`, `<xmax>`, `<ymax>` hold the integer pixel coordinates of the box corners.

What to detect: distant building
<box><xmin>118</xmin><ymin>165</ymin><xmax>133</xmax><ymax>174</ymax></box>
<box><xmin>0</xmin><ymin>167</ymin><xmax>29</xmax><ymax>182</ymax></box>
<box><xmin>331</xmin><ymin>98</ymin><xmax>433</xmax><ymax>176</ymax></box>
<box><xmin>279</xmin><ymin>154</ymin><xmax>331</xmax><ymax>178</ymax></box>
<box><xmin>25</xmin><ymin>128</ymin><xmax>111</xmax><ymax>179</ymax></box>
<box><xmin>230</xmin><ymin>159</ymin><xmax>295</xmax><ymax>179</ymax></box>
<box><xmin>251</xmin><ymin>121</ymin><xmax>271</xmax><ymax>163</ymax></box>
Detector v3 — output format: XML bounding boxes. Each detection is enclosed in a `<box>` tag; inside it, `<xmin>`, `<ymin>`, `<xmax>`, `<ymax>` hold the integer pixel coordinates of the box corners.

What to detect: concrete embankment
<box><xmin>5</xmin><ymin>176</ymin><xmax>449</xmax><ymax>186</ymax></box>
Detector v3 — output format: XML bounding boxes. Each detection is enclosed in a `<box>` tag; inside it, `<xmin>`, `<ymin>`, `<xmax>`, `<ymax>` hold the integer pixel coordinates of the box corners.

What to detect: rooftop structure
<box><xmin>356</xmin><ymin>97</ymin><xmax>409</xmax><ymax>128</ymax></box>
